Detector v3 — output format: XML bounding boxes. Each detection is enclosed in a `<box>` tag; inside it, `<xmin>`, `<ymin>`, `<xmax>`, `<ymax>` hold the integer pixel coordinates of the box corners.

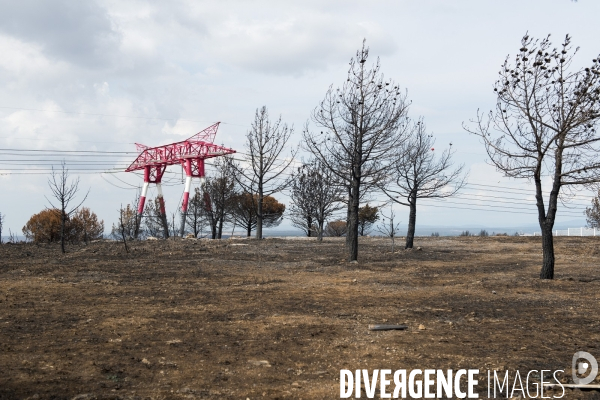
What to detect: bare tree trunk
<box><xmin>60</xmin><ymin>210</ymin><xmax>66</xmax><ymax>254</ymax></box>
<box><xmin>317</xmin><ymin>219</ymin><xmax>324</xmax><ymax>242</ymax></box>
<box><xmin>540</xmin><ymin>224</ymin><xmax>555</xmax><ymax>279</ymax></box>
<box><xmin>345</xmin><ymin>186</ymin><xmax>352</xmax><ymax>250</ymax></box>
<box><xmin>217</xmin><ymin>218</ymin><xmax>223</xmax><ymax>239</ymax></box>
<box><xmin>119</xmin><ymin>204</ymin><xmax>129</xmax><ymax>253</ymax></box>
<box><xmin>406</xmin><ymin>194</ymin><xmax>417</xmax><ymax>249</ymax></box>
<box><xmin>256</xmin><ymin>189</ymin><xmax>263</xmax><ymax>239</ymax></box>
<box><xmin>211</xmin><ymin>221</ymin><xmax>217</xmax><ymax>239</ymax></box>
<box><xmin>247</xmin><ymin>224</ymin><xmax>251</xmax><ymax>237</ymax></box>
<box><xmin>537</xmin><ymin>176</ymin><xmax>559</xmax><ymax>279</ymax></box>
<box><xmin>347</xmin><ymin>178</ymin><xmax>360</xmax><ymax>261</ymax></box>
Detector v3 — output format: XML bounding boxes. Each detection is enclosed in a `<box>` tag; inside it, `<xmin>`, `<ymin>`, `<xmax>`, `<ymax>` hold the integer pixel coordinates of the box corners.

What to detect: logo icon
<box><xmin>572</xmin><ymin>351</ymin><xmax>598</xmax><ymax>385</ymax></box>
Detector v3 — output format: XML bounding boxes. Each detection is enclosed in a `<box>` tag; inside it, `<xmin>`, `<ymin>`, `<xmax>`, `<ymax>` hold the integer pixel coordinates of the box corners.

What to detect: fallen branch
<box><xmin>368</xmin><ymin>324</ymin><xmax>408</xmax><ymax>331</ymax></box>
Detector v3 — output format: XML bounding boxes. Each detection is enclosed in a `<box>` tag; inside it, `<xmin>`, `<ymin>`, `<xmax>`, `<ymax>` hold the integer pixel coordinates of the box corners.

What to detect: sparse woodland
<box><xmin>10</xmin><ymin>37</ymin><xmax>600</xmax><ymax>282</ymax></box>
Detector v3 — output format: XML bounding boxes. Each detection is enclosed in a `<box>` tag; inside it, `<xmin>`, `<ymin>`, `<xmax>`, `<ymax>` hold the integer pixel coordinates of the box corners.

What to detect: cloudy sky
<box><xmin>1</xmin><ymin>0</ymin><xmax>599</xmax><ymax>236</ymax></box>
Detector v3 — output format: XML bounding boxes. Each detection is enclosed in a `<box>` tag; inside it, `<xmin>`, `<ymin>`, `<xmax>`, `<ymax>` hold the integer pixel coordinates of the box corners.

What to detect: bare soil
<box><xmin>1</xmin><ymin>236</ymin><xmax>599</xmax><ymax>399</ymax></box>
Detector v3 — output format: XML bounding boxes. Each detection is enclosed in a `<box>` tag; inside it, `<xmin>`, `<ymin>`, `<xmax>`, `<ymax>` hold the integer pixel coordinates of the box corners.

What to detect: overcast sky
<box><xmin>1</xmin><ymin>0</ymin><xmax>600</xmax><ymax>236</ymax></box>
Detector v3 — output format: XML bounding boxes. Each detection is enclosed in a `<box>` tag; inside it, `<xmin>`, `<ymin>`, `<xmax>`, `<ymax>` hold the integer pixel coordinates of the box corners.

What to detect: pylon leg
<box><xmin>180</xmin><ymin>175</ymin><xmax>192</xmax><ymax>237</ymax></box>
<box><xmin>134</xmin><ymin>181</ymin><xmax>149</xmax><ymax>239</ymax></box>
<box><xmin>156</xmin><ymin>183</ymin><xmax>169</xmax><ymax>238</ymax></box>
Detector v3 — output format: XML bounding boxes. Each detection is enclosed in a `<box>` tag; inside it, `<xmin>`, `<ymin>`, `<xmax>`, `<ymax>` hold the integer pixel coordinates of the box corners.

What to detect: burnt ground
<box><xmin>0</xmin><ymin>236</ymin><xmax>599</xmax><ymax>399</ymax></box>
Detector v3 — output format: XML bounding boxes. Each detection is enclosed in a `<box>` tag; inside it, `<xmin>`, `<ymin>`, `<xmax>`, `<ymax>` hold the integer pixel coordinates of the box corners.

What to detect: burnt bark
<box><xmin>465</xmin><ymin>34</ymin><xmax>600</xmax><ymax>279</ymax></box>
<box><xmin>536</xmin><ymin>171</ymin><xmax>559</xmax><ymax>279</ymax></box>
<box><xmin>256</xmin><ymin>190</ymin><xmax>263</xmax><ymax>240</ymax></box>
<box><xmin>303</xmin><ymin>41</ymin><xmax>410</xmax><ymax>262</ymax></box>
<box><xmin>405</xmin><ymin>194</ymin><xmax>417</xmax><ymax>249</ymax></box>
<box><xmin>540</xmin><ymin>224</ymin><xmax>555</xmax><ymax>279</ymax></box>
<box><xmin>217</xmin><ymin>218</ymin><xmax>224</xmax><ymax>239</ymax></box>
<box><xmin>346</xmin><ymin>176</ymin><xmax>360</xmax><ymax>261</ymax></box>
<box><xmin>317</xmin><ymin>220</ymin><xmax>324</xmax><ymax>241</ymax></box>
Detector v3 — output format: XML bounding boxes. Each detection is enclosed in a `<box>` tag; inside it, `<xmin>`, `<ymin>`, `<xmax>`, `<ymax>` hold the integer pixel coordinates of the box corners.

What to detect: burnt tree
<box><xmin>466</xmin><ymin>34</ymin><xmax>600</xmax><ymax>279</ymax></box>
<box><xmin>303</xmin><ymin>40</ymin><xmax>410</xmax><ymax>261</ymax></box>
<box><xmin>233</xmin><ymin>106</ymin><xmax>296</xmax><ymax>239</ymax></box>
<box><xmin>46</xmin><ymin>161</ymin><xmax>89</xmax><ymax>253</ymax></box>
<box><xmin>202</xmin><ymin>157</ymin><xmax>237</xmax><ymax>239</ymax></box>
<box><xmin>289</xmin><ymin>159</ymin><xmax>344</xmax><ymax>240</ymax></box>
<box><xmin>383</xmin><ymin>118</ymin><xmax>465</xmax><ymax>249</ymax></box>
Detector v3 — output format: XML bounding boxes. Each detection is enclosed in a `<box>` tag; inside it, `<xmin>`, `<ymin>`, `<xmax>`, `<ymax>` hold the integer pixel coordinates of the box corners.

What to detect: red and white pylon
<box><xmin>125</xmin><ymin>122</ymin><xmax>235</xmax><ymax>239</ymax></box>
<box><xmin>178</xmin><ymin>157</ymin><xmax>206</xmax><ymax>237</ymax></box>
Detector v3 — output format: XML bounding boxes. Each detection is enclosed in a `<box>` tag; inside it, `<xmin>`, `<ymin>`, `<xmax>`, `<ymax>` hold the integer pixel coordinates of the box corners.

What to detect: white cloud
<box><xmin>0</xmin><ymin>0</ymin><xmax>597</xmax><ymax>234</ymax></box>
<box><xmin>206</xmin><ymin>13</ymin><xmax>395</xmax><ymax>75</ymax></box>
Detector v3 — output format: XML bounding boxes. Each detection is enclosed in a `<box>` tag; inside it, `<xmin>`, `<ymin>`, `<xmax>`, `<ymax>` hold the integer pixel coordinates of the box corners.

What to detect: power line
<box><xmin>420</xmin><ymin>202</ymin><xmax>583</xmax><ymax>216</ymax></box>
<box><xmin>423</xmin><ymin>198</ymin><xmax>584</xmax><ymax>215</ymax></box>
<box><xmin>452</xmin><ymin>193</ymin><xmax>590</xmax><ymax>208</ymax></box>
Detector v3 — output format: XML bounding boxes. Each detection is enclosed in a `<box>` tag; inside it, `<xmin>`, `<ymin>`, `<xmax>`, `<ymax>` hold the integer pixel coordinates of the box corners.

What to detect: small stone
<box><xmin>71</xmin><ymin>395</ymin><xmax>92</xmax><ymax>400</ymax></box>
<box><xmin>492</xmin><ymin>290</ymin><xmax>497</xmax><ymax>294</ymax></box>
<box><xmin>292</xmin><ymin>382</ymin><xmax>301</xmax><ymax>387</ymax></box>
<box><xmin>350</xmin><ymin>260</ymin><xmax>358</xmax><ymax>264</ymax></box>
<box><xmin>141</xmin><ymin>358</ymin><xmax>151</xmax><ymax>366</ymax></box>
<box><xmin>248</xmin><ymin>360</ymin><xmax>271</xmax><ymax>367</ymax></box>
<box><xmin>418</xmin><ymin>324</ymin><xmax>426</xmax><ymax>330</ymax></box>
<box><xmin>352</xmin><ymin>279</ymin><xmax>357</xmax><ymax>283</ymax></box>
<box><xmin>416</xmin><ymin>247</ymin><xmax>422</xmax><ymax>251</ymax></box>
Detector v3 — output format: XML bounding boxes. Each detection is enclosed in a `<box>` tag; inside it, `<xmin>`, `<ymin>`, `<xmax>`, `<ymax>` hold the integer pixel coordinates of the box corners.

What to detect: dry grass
<box><xmin>1</xmin><ymin>236</ymin><xmax>599</xmax><ymax>399</ymax></box>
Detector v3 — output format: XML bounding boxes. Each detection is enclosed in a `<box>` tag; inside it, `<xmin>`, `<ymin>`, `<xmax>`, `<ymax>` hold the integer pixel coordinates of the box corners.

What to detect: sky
<box><xmin>1</xmin><ymin>0</ymin><xmax>600</xmax><ymax>237</ymax></box>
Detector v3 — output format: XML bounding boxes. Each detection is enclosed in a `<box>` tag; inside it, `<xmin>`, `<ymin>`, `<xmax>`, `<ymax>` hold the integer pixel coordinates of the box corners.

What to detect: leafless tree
<box><xmin>111</xmin><ymin>204</ymin><xmax>138</xmax><ymax>240</ymax></box>
<box><xmin>46</xmin><ymin>161</ymin><xmax>89</xmax><ymax>253</ymax></box>
<box><xmin>289</xmin><ymin>159</ymin><xmax>344</xmax><ymax>240</ymax></box>
<box><xmin>289</xmin><ymin>165</ymin><xmax>316</xmax><ymax>237</ymax></box>
<box><xmin>202</xmin><ymin>156</ymin><xmax>237</xmax><ymax>239</ymax></box>
<box><xmin>118</xmin><ymin>204</ymin><xmax>129</xmax><ymax>253</ymax></box>
<box><xmin>465</xmin><ymin>34</ymin><xmax>600</xmax><ymax>279</ymax></box>
<box><xmin>382</xmin><ymin>118</ymin><xmax>465</xmax><ymax>249</ymax></box>
<box><xmin>303</xmin><ymin>40</ymin><xmax>410</xmax><ymax>261</ymax></box>
<box><xmin>376</xmin><ymin>205</ymin><xmax>402</xmax><ymax>253</ymax></box>
<box><xmin>144</xmin><ymin>199</ymin><xmax>166</xmax><ymax>238</ymax></box>
<box><xmin>185</xmin><ymin>187</ymin><xmax>208</xmax><ymax>238</ymax></box>
<box><xmin>111</xmin><ymin>191</ymin><xmax>141</xmax><ymax>240</ymax></box>
<box><xmin>171</xmin><ymin>212</ymin><xmax>179</xmax><ymax>238</ymax></box>
<box><xmin>233</xmin><ymin>106</ymin><xmax>297</xmax><ymax>239</ymax></box>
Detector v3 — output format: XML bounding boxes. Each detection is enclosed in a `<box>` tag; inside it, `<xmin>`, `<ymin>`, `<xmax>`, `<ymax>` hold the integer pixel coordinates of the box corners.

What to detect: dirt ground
<box><xmin>1</xmin><ymin>236</ymin><xmax>600</xmax><ymax>400</ymax></box>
